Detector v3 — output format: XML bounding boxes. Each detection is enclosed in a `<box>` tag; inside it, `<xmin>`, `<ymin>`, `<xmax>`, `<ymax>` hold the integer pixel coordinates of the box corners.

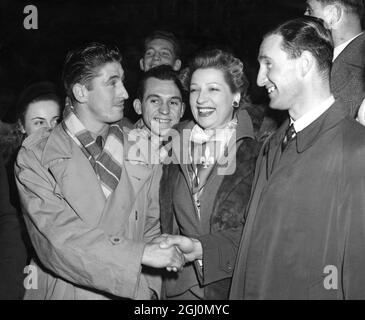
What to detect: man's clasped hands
<box><xmin>141</xmin><ymin>234</ymin><xmax>203</xmax><ymax>272</ymax></box>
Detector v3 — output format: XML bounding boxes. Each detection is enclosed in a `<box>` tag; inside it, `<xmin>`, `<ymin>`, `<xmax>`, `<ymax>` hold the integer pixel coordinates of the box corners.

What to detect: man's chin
<box><xmin>107</xmin><ymin>111</ymin><xmax>124</xmax><ymax>124</ymax></box>
<box><xmin>269</xmin><ymin>100</ymin><xmax>283</xmax><ymax>110</ymax></box>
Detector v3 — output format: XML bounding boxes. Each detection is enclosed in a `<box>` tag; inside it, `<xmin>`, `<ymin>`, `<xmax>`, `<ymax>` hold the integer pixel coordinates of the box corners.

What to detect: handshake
<box><xmin>141</xmin><ymin>234</ymin><xmax>203</xmax><ymax>272</ymax></box>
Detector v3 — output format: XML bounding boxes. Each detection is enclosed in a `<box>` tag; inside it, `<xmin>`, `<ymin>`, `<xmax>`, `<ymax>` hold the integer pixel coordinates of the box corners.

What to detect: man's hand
<box><xmin>141</xmin><ymin>242</ymin><xmax>184</xmax><ymax>272</ymax></box>
<box><xmin>158</xmin><ymin>235</ymin><xmax>203</xmax><ymax>263</ymax></box>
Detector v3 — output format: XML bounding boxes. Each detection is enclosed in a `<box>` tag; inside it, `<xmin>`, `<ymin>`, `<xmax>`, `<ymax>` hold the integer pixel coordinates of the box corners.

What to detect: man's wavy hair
<box><xmin>180</xmin><ymin>49</ymin><xmax>250</xmax><ymax>106</ymax></box>
<box><xmin>265</xmin><ymin>16</ymin><xmax>334</xmax><ymax>79</ymax></box>
<box><xmin>62</xmin><ymin>42</ymin><xmax>122</xmax><ymax>103</ymax></box>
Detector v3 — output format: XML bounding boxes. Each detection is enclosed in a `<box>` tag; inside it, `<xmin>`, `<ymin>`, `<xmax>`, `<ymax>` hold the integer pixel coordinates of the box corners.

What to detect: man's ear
<box><xmin>139</xmin><ymin>58</ymin><xmax>146</xmax><ymax>72</ymax></box>
<box><xmin>133</xmin><ymin>99</ymin><xmax>143</xmax><ymax>115</ymax></box>
<box><xmin>180</xmin><ymin>102</ymin><xmax>186</xmax><ymax>118</ymax></box>
<box><xmin>172</xmin><ymin>59</ymin><xmax>182</xmax><ymax>71</ymax></box>
<box><xmin>325</xmin><ymin>4</ymin><xmax>342</xmax><ymax>29</ymax></box>
<box><xmin>72</xmin><ymin>83</ymin><xmax>88</xmax><ymax>103</ymax></box>
<box><xmin>299</xmin><ymin>51</ymin><xmax>314</xmax><ymax>77</ymax></box>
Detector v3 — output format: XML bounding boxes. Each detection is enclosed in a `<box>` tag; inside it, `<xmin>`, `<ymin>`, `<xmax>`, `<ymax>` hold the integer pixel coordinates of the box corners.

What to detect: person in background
<box><xmin>305</xmin><ymin>0</ymin><xmax>365</xmax><ymax>117</ymax></box>
<box><xmin>0</xmin><ymin>141</ymin><xmax>27</xmax><ymax>300</ymax></box>
<box><xmin>1</xmin><ymin>82</ymin><xmax>62</xmax><ymax>166</ymax></box>
<box><xmin>139</xmin><ymin>30</ymin><xmax>182</xmax><ymax>72</ymax></box>
<box><xmin>16</xmin><ymin>82</ymin><xmax>62</xmax><ymax>137</ymax></box>
<box><xmin>4</xmin><ymin>82</ymin><xmax>63</xmax><ymax>218</ymax></box>
<box><xmin>125</xmin><ymin>30</ymin><xmax>184</xmax><ymax>124</ymax></box>
<box><xmin>132</xmin><ymin>64</ymin><xmax>185</xmax><ymax>161</ymax></box>
<box><xmin>0</xmin><ymin>82</ymin><xmax>62</xmax><ymax>300</ymax></box>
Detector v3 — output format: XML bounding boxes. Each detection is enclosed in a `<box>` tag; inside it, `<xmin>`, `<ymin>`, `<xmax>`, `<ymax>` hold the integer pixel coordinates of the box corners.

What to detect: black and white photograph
<box><xmin>1</xmin><ymin>0</ymin><xmax>365</xmax><ymax>305</ymax></box>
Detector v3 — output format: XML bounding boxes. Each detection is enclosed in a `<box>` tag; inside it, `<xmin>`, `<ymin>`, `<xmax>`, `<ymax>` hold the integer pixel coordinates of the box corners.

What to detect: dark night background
<box><xmin>0</xmin><ymin>0</ymin><xmax>306</xmax><ymax>122</ymax></box>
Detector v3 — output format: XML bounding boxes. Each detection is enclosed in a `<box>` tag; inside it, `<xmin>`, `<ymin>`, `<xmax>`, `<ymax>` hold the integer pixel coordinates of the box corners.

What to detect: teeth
<box><xmin>267</xmin><ymin>86</ymin><xmax>276</xmax><ymax>94</ymax></box>
<box><xmin>154</xmin><ymin>118</ymin><xmax>170</xmax><ymax>123</ymax></box>
<box><xmin>198</xmin><ymin>108</ymin><xmax>215</xmax><ymax>114</ymax></box>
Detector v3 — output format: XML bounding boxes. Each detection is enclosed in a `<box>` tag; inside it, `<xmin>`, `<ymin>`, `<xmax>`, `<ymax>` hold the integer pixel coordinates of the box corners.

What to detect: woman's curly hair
<box><xmin>179</xmin><ymin>49</ymin><xmax>251</xmax><ymax>106</ymax></box>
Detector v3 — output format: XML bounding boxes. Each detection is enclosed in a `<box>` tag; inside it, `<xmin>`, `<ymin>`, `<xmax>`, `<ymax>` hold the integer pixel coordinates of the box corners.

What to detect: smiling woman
<box><xmin>159</xmin><ymin>49</ymin><xmax>262</xmax><ymax>300</ymax></box>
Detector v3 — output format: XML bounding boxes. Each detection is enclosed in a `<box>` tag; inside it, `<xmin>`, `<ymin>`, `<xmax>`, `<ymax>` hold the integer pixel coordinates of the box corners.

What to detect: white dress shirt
<box><xmin>333</xmin><ymin>32</ymin><xmax>363</xmax><ymax>61</ymax></box>
<box><xmin>291</xmin><ymin>95</ymin><xmax>335</xmax><ymax>133</ymax></box>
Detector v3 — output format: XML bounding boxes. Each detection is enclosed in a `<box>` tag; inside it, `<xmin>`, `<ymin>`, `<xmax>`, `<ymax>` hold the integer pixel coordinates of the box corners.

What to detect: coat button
<box><xmin>226</xmin><ymin>262</ymin><xmax>232</xmax><ymax>271</ymax></box>
<box><xmin>110</xmin><ymin>236</ymin><xmax>122</xmax><ymax>245</ymax></box>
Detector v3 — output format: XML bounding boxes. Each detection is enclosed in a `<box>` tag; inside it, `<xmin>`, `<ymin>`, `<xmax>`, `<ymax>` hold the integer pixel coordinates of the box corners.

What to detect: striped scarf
<box><xmin>62</xmin><ymin>105</ymin><xmax>124</xmax><ymax>198</ymax></box>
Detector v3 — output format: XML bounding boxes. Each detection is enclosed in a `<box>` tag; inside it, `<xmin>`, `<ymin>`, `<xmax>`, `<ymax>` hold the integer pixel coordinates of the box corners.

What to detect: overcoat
<box><xmin>15</xmin><ymin>122</ymin><xmax>161</xmax><ymax>300</ymax></box>
<box><xmin>230</xmin><ymin>100</ymin><xmax>365</xmax><ymax>299</ymax></box>
<box><xmin>160</xmin><ymin>109</ymin><xmax>261</xmax><ymax>299</ymax></box>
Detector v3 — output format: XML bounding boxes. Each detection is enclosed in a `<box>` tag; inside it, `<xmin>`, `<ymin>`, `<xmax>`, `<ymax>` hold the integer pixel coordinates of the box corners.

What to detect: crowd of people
<box><xmin>1</xmin><ymin>0</ymin><xmax>365</xmax><ymax>300</ymax></box>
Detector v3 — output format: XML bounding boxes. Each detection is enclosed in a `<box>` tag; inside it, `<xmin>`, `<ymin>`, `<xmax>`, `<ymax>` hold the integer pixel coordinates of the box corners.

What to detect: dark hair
<box><xmin>62</xmin><ymin>42</ymin><xmax>122</xmax><ymax>103</ymax></box>
<box><xmin>265</xmin><ymin>16</ymin><xmax>333</xmax><ymax>78</ymax></box>
<box><xmin>180</xmin><ymin>49</ymin><xmax>250</xmax><ymax>105</ymax></box>
<box><xmin>16</xmin><ymin>81</ymin><xmax>62</xmax><ymax>125</ymax></box>
<box><xmin>143</xmin><ymin>30</ymin><xmax>181</xmax><ymax>58</ymax></box>
<box><xmin>136</xmin><ymin>64</ymin><xmax>184</xmax><ymax>101</ymax></box>
<box><xmin>315</xmin><ymin>0</ymin><xmax>364</xmax><ymax>16</ymax></box>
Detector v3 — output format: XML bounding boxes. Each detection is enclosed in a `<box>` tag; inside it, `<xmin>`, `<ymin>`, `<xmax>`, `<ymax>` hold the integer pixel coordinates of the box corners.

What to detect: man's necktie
<box><xmin>281</xmin><ymin>124</ymin><xmax>296</xmax><ymax>152</ymax></box>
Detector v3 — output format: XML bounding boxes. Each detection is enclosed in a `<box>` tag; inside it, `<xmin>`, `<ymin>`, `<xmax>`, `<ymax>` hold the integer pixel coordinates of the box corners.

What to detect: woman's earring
<box><xmin>233</xmin><ymin>101</ymin><xmax>239</xmax><ymax>108</ymax></box>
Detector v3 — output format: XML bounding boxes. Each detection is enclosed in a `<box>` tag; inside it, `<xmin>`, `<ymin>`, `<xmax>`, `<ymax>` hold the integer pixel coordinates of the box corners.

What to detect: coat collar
<box><xmin>41</xmin><ymin>124</ymin><xmax>72</xmax><ymax>166</ymax></box>
<box><xmin>169</xmin><ymin>108</ymin><xmax>255</xmax><ymax>186</ymax></box>
<box><xmin>39</xmin><ymin>122</ymin><xmax>153</xmax><ymax>231</ymax></box>
<box><xmin>172</xmin><ymin>108</ymin><xmax>254</xmax><ymax>154</ymax></box>
<box><xmin>271</xmin><ymin>99</ymin><xmax>349</xmax><ymax>153</ymax></box>
<box><xmin>333</xmin><ymin>32</ymin><xmax>365</xmax><ymax>70</ymax></box>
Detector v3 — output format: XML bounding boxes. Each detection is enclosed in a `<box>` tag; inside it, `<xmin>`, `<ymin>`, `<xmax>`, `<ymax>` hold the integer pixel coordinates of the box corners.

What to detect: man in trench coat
<box><xmin>15</xmin><ymin>42</ymin><xmax>183</xmax><ymax>300</ymax></box>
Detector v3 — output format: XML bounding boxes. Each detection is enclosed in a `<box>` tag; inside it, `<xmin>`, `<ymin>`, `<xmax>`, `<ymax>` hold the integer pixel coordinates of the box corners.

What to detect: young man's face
<box><xmin>140</xmin><ymin>38</ymin><xmax>181</xmax><ymax>72</ymax></box>
<box><xmin>134</xmin><ymin>77</ymin><xmax>185</xmax><ymax>137</ymax></box>
<box><xmin>257</xmin><ymin>34</ymin><xmax>302</xmax><ymax>113</ymax></box>
<box><xmin>85</xmin><ymin>61</ymin><xmax>129</xmax><ymax>126</ymax></box>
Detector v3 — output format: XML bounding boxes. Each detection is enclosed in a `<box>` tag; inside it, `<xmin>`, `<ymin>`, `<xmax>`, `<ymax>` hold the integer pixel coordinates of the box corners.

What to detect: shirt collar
<box><xmin>333</xmin><ymin>32</ymin><xmax>363</xmax><ymax>61</ymax></box>
<box><xmin>291</xmin><ymin>95</ymin><xmax>335</xmax><ymax>133</ymax></box>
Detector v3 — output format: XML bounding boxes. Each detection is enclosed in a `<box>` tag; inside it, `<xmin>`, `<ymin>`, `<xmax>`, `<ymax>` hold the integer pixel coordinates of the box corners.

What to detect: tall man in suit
<box><xmin>226</xmin><ymin>16</ymin><xmax>365</xmax><ymax>299</ymax></box>
<box><xmin>15</xmin><ymin>42</ymin><xmax>184</xmax><ymax>300</ymax></box>
<box><xmin>159</xmin><ymin>16</ymin><xmax>365</xmax><ymax>299</ymax></box>
<box><xmin>305</xmin><ymin>0</ymin><xmax>365</xmax><ymax>117</ymax></box>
